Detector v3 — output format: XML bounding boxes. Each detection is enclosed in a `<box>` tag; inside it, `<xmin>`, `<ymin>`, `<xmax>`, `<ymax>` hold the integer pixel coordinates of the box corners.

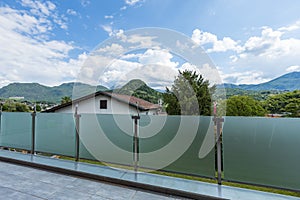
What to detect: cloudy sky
<box><xmin>0</xmin><ymin>0</ymin><xmax>300</xmax><ymax>89</ymax></box>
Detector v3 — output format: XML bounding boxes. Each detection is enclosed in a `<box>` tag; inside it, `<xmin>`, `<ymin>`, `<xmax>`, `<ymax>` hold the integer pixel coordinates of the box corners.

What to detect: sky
<box><xmin>0</xmin><ymin>0</ymin><xmax>300</xmax><ymax>89</ymax></box>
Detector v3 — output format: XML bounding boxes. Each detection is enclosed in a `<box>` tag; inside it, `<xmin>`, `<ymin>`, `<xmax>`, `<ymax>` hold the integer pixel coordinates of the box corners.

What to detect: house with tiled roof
<box><xmin>43</xmin><ymin>91</ymin><xmax>162</xmax><ymax>115</ymax></box>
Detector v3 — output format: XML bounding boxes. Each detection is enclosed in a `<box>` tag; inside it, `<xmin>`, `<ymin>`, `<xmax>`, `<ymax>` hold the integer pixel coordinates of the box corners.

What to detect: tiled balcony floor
<box><xmin>0</xmin><ymin>161</ymin><xmax>188</xmax><ymax>200</ymax></box>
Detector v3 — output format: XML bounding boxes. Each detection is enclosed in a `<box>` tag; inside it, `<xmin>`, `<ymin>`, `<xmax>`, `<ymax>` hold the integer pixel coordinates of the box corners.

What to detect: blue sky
<box><xmin>0</xmin><ymin>0</ymin><xmax>300</xmax><ymax>89</ymax></box>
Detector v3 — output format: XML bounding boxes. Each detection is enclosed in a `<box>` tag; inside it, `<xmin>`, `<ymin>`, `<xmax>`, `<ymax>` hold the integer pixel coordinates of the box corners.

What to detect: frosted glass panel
<box><xmin>79</xmin><ymin>114</ymin><xmax>133</xmax><ymax>166</ymax></box>
<box><xmin>0</xmin><ymin>112</ymin><xmax>32</xmax><ymax>150</ymax></box>
<box><xmin>223</xmin><ymin>117</ymin><xmax>300</xmax><ymax>191</ymax></box>
<box><xmin>79</xmin><ymin>141</ymin><xmax>97</xmax><ymax>160</ymax></box>
<box><xmin>35</xmin><ymin>113</ymin><xmax>75</xmax><ymax>157</ymax></box>
<box><xmin>139</xmin><ymin>115</ymin><xmax>215</xmax><ymax>178</ymax></box>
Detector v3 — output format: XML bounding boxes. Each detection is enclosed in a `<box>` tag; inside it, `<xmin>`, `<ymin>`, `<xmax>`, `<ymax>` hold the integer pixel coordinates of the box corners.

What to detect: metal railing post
<box><xmin>31</xmin><ymin>105</ymin><xmax>36</xmax><ymax>154</ymax></box>
<box><xmin>74</xmin><ymin>105</ymin><xmax>80</xmax><ymax>162</ymax></box>
<box><xmin>0</xmin><ymin>104</ymin><xmax>2</xmax><ymax>137</ymax></box>
<box><xmin>214</xmin><ymin>116</ymin><xmax>224</xmax><ymax>185</ymax></box>
<box><xmin>132</xmin><ymin>115</ymin><xmax>140</xmax><ymax>172</ymax></box>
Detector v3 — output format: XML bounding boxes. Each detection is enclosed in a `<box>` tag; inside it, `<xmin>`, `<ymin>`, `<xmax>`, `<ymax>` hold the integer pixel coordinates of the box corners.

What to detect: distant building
<box><xmin>9</xmin><ymin>96</ymin><xmax>24</xmax><ymax>100</ymax></box>
<box><xmin>43</xmin><ymin>91</ymin><xmax>162</xmax><ymax>115</ymax></box>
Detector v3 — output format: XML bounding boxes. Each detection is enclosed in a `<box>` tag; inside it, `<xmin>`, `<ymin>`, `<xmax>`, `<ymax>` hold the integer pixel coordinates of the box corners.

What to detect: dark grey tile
<box><xmin>64</xmin><ymin>178</ymin><xmax>108</xmax><ymax>195</ymax></box>
<box><xmin>11</xmin><ymin>179</ymin><xmax>61</xmax><ymax>198</ymax></box>
<box><xmin>48</xmin><ymin>188</ymin><xmax>92</xmax><ymax>200</ymax></box>
<box><xmin>0</xmin><ymin>186</ymin><xmax>43</xmax><ymax>200</ymax></box>
<box><xmin>95</xmin><ymin>184</ymin><xmax>136</xmax><ymax>200</ymax></box>
<box><xmin>89</xmin><ymin>195</ymin><xmax>111</xmax><ymax>200</ymax></box>
<box><xmin>132</xmin><ymin>191</ymin><xmax>174</xmax><ymax>200</ymax></box>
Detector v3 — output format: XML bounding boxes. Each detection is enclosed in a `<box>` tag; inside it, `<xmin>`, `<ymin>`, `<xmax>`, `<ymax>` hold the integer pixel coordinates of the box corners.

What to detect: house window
<box><xmin>100</xmin><ymin>100</ymin><xmax>107</xmax><ymax>109</ymax></box>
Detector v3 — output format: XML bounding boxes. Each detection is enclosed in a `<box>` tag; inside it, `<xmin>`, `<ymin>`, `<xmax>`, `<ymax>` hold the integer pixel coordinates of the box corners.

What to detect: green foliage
<box><xmin>35</xmin><ymin>104</ymin><xmax>42</xmax><ymax>112</ymax></box>
<box><xmin>226</xmin><ymin>96</ymin><xmax>266</xmax><ymax>116</ymax></box>
<box><xmin>263</xmin><ymin>90</ymin><xmax>300</xmax><ymax>117</ymax></box>
<box><xmin>163</xmin><ymin>87</ymin><xmax>181</xmax><ymax>115</ymax></box>
<box><xmin>61</xmin><ymin>96</ymin><xmax>72</xmax><ymax>104</ymax></box>
<box><xmin>225</xmin><ymin>88</ymin><xmax>284</xmax><ymax>101</ymax></box>
<box><xmin>163</xmin><ymin>70</ymin><xmax>213</xmax><ymax>115</ymax></box>
<box><xmin>1</xmin><ymin>100</ymin><xmax>30</xmax><ymax>112</ymax></box>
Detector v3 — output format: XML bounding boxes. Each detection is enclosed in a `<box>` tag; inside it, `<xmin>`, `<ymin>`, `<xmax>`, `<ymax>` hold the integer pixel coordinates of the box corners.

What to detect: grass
<box><xmin>53</xmin><ymin>155</ymin><xmax>300</xmax><ymax>198</ymax></box>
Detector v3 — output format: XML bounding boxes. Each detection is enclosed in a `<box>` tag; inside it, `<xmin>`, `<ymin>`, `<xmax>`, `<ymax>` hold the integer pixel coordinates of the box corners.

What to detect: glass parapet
<box><xmin>35</xmin><ymin>113</ymin><xmax>75</xmax><ymax>157</ymax></box>
<box><xmin>139</xmin><ymin>115</ymin><xmax>216</xmax><ymax>178</ymax></box>
<box><xmin>79</xmin><ymin>114</ymin><xmax>133</xmax><ymax>166</ymax></box>
<box><xmin>0</xmin><ymin>112</ymin><xmax>32</xmax><ymax>150</ymax></box>
<box><xmin>223</xmin><ymin>117</ymin><xmax>300</xmax><ymax>191</ymax></box>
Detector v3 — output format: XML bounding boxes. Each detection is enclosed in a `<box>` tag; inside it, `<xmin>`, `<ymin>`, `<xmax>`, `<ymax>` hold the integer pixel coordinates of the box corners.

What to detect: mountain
<box><xmin>1</xmin><ymin>72</ymin><xmax>299</xmax><ymax>103</ymax></box>
<box><xmin>112</xmin><ymin>79</ymin><xmax>163</xmax><ymax>104</ymax></box>
<box><xmin>222</xmin><ymin>72</ymin><xmax>300</xmax><ymax>91</ymax></box>
<box><xmin>0</xmin><ymin>82</ymin><xmax>108</xmax><ymax>103</ymax></box>
<box><xmin>0</xmin><ymin>80</ymin><xmax>162</xmax><ymax>104</ymax></box>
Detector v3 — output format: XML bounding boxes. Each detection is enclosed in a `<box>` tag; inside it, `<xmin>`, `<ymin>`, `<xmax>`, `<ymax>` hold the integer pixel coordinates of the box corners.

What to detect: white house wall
<box><xmin>54</xmin><ymin>95</ymin><xmax>158</xmax><ymax>115</ymax></box>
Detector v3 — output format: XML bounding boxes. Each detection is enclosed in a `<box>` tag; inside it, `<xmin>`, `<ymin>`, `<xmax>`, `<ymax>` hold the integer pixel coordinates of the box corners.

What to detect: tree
<box><xmin>61</xmin><ymin>96</ymin><xmax>71</xmax><ymax>104</ymax></box>
<box><xmin>226</xmin><ymin>95</ymin><xmax>266</xmax><ymax>116</ymax></box>
<box><xmin>35</xmin><ymin>104</ymin><xmax>42</xmax><ymax>112</ymax></box>
<box><xmin>1</xmin><ymin>100</ymin><xmax>30</xmax><ymax>112</ymax></box>
<box><xmin>15</xmin><ymin>102</ymin><xmax>30</xmax><ymax>112</ymax></box>
<box><xmin>263</xmin><ymin>90</ymin><xmax>300</xmax><ymax>117</ymax></box>
<box><xmin>163</xmin><ymin>70</ymin><xmax>213</xmax><ymax>115</ymax></box>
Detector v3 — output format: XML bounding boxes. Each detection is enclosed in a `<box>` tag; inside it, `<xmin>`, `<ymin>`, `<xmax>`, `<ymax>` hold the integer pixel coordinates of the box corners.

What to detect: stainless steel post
<box><xmin>74</xmin><ymin>105</ymin><xmax>80</xmax><ymax>162</ymax></box>
<box><xmin>31</xmin><ymin>105</ymin><xmax>36</xmax><ymax>154</ymax></box>
<box><xmin>132</xmin><ymin>115</ymin><xmax>140</xmax><ymax>172</ymax></box>
<box><xmin>216</xmin><ymin>117</ymin><xmax>224</xmax><ymax>185</ymax></box>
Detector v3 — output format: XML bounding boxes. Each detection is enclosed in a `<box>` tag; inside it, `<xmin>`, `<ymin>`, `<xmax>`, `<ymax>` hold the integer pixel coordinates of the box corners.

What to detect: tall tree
<box><xmin>163</xmin><ymin>70</ymin><xmax>213</xmax><ymax>115</ymax></box>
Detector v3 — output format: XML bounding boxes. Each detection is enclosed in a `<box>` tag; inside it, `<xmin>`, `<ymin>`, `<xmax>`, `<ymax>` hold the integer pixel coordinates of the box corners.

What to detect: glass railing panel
<box><xmin>0</xmin><ymin>112</ymin><xmax>32</xmax><ymax>150</ymax></box>
<box><xmin>139</xmin><ymin>115</ymin><xmax>215</xmax><ymax>178</ymax></box>
<box><xmin>79</xmin><ymin>114</ymin><xmax>133</xmax><ymax>167</ymax></box>
<box><xmin>223</xmin><ymin>117</ymin><xmax>300</xmax><ymax>191</ymax></box>
<box><xmin>35</xmin><ymin>113</ymin><xmax>75</xmax><ymax>157</ymax></box>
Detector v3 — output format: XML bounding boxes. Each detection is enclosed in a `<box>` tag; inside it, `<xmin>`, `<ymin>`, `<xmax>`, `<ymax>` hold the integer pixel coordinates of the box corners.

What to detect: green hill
<box><xmin>1</xmin><ymin>71</ymin><xmax>299</xmax><ymax>104</ymax></box>
<box><xmin>0</xmin><ymin>82</ymin><xmax>108</xmax><ymax>103</ymax></box>
<box><xmin>0</xmin><ymin>80</ymin><xmax>162</xmax><ymax>104</ymax></box>
<box><xmin>113</xmin><ymin>79</ymin><xmax>162</xmax><ymax>104</ymax></box>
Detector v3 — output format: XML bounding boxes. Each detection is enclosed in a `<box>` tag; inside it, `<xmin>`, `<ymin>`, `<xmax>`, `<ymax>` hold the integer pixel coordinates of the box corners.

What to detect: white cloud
<box><xmin>286</xmin><ymin>65</ymin><xmax>300</xmax><ymax>72</ymax></box>
<box><xmin>104</xmin><ymin>15</ymin><xmax>113</xmax><ymax>19</ymax></box>
<box><xmin>101</xmin><ymin>24</ymin><xmax>114</xmax><ymax>36</ymax></box>
<box><xmin>80</xmin><ymin>0</ymin><xmax>90</xmax><ymax>7</ymax></box>
<box><xmin>78</xmin><ymin>47</ymin><xmax>180</xmax><ymax>90</ymax></box>
<box><xmin>101</xmin><ymin>26</ymin><xmax>126</xmax><ymax>41</ymax></box>
<box><xmin>232</xmin><ymin>24</ymin><xmax>300</xmax><ymax>60</ymax></box>
<box><xmin>191</xmin><ymin>29</ymin><xmax>242</xmax><ymax>53</ymax></box>
<box><xmin>178</xmin><ymin>63</ymin><xmax>223</xmax><ymax>85</ymax></box>
<box><xmin>278</xmin><ymin>20</ymin><xmax>300</xmax><ymax>32</ymax></box>
<box><xmin>96</xmin><ymin>43</ymin><xmax>125</xmax><ymax>57</ymax></box>
<box><xmin>125</xmin><ymin>0</ymin><xmax>142</xmax><ymax>6</ymax></box>
<box><xmin>221</xmin><ymin>71</ymin><xmax>270</xmax><ymax>85</ymax></box>
<box><xmin>192</xmin><ymin>29</ymin><xmax>217</xmax><ymax>45</ymax></box>
<box><xmin>120</xmin><ymin>6</ymin><xmax>127</xmax><ymax>10</ymax></box>
<box><xmin>0</xmin><ymin>2</ymin><xmax>83</xmax><ymax>87</ymax></box>
<box><xmin>192</xmin><ymin>21</ymin><xmax>300</xmax><ymax>84</ymax></box>
<box><xmin>138</xmin><ymin>49</ymin><xmax>178</xmax><ymax>68</ymax></box>
<box><xmin>21</xmin><ymin>0</ymin><xmax>56</xmax><ymax>16</ymax></box>
<box><xmin>242</xmin><ymin>27</ymin><xmax>284</xmax><ymax>58</ymax></box>
<box><xmin>67</xmin><ymin>9</ymin><xmax>77</xmax><ymax>16</ymax></box>
<box><xmin>18</xmin><ymin>0</ymin><xmax>68</xmax><ymax>31</ymax></box>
